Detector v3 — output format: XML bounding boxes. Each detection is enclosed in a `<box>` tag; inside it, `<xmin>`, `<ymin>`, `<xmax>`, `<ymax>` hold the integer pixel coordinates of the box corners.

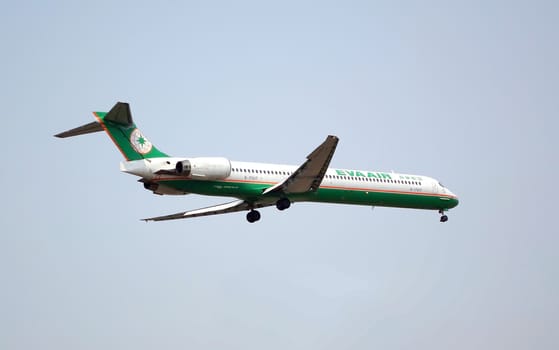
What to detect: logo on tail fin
<box><xmin>130</xmin><ymin>128</ymin><xmax>153</xmax><ymax>154</ymax></box>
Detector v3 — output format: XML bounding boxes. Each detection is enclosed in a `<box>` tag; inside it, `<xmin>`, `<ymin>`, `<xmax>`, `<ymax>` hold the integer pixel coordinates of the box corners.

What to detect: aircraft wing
<box><xmin>143</xmin><ymin>135</ymin><xmax>338</xmax><ymax>222</ymax></box>
<box><xmin>142</xmin><ymin>199</ymin><xmax>273</xmax><ymax>222</ymax></box>
<box><xmin>263</xmin><ymin>135</ymin><xmax>339</xmax><ymax>195</ymax></box>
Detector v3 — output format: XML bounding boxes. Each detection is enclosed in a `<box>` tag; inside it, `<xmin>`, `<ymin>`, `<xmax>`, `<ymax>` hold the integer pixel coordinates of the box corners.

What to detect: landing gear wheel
<box><xmin>246</xmin><ymin>210</ymin><xmax>261</xmax><ymax>223</ymax></box>
<box><xmin>438</xmin><ymin>209</ymin><xmax>448</xmax><ymax>222</ymax></box>
<box><xmin>276</xmin><ymin>198</ymin><xmax>291</xmax><ymax>211</ymax></box>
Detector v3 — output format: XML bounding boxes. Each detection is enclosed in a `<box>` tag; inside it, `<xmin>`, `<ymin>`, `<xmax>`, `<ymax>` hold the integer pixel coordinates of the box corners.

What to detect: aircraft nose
<box><xmin>447</xmin><ymin>190</ymin><xmax>459</xmax><ymax>208</ymax></box>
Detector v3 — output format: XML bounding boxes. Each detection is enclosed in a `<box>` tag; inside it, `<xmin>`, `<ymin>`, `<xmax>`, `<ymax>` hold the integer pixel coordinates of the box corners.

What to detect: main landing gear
<box><xmin>276</xmin><ymin>198</ymin><xmax>291</xmax><ymax>211</ymax></box>
<box><xmin>245</xmin><ymin>198</ymin><xmax>292</xmax><ymax>223</ymax></box>
<box><xmin>246</xmin><ymin>210</ymin><xmax>261</xmax><ymax>223</ymax></box>
<box><xmin>439</xmin><ymin>209</ymin><xmax>448</xmax><ymax>223</ymax></box>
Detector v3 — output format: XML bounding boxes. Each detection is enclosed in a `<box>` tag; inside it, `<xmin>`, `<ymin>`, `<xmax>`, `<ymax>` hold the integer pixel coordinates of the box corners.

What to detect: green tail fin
<box><xmin>55</xmin><ymin>102</ymin><xmax>169</xmax><ymax>161</ymax></box>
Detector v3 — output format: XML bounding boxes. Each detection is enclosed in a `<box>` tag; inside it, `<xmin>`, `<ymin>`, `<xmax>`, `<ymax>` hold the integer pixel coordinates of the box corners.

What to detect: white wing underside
<box><xmin>142</xmin><ymin>199</ymin><xmax>276</xmax><ymax>222</ymax></box>
<box><xmin>143</xmin><ymin>135</ymin><xmax>339</xmax><ymax>222</ymax></box>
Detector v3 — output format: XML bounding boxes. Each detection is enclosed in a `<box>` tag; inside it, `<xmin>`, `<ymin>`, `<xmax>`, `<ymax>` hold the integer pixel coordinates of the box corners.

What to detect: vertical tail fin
<box><xmin>55</xmin><ymin>102</ymin><xmax>169</xmax><ymax>160</ymax></box>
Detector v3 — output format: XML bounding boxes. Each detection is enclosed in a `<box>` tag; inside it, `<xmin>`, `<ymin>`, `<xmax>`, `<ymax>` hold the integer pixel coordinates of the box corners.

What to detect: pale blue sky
<box><xmin>1</xmin><ymin>1</ymin><xmax>557</xmax><ymax>349</ymax></box>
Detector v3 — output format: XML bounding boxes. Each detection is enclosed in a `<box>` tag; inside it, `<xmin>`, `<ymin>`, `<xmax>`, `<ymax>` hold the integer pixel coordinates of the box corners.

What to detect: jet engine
<box><xmin>175</xmin><ymin>157</ymin><xmax>232</xmax><ymax>180</ymax></box>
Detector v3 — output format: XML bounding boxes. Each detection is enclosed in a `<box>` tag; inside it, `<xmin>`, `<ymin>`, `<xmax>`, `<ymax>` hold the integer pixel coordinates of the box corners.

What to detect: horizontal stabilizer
<box><xmin>103</xmin><ymin>102</ymin><xmax>133</xmax><ymax>126</ymax></box>
<box><xmin>54</xmin><ymin>121</ymin><xmax>103</xmax><ymax>138</ymax></box>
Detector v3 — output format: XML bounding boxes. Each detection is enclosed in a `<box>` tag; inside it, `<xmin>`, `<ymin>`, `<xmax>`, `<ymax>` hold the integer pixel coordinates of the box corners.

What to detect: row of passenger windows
<box><xmin>232</xmin><ymin>168</ymin><xmax>293</xmax><ymax>176</ymax></box>
<box><xmin>231</xmin><ymin>168</ymin><xmax>421</xmax><ymax>186</ymax></box>
<box><xmin>325</xmin><ymin>175</ymin><xmax>422</xmax><ymax>186</ymax></box>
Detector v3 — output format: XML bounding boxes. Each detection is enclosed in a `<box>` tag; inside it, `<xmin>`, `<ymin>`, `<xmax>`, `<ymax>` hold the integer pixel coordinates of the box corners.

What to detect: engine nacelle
<box><xmin>176</xmin><ymin>157</ymin><xmax>231</xmax><ymax>180</ymax></box>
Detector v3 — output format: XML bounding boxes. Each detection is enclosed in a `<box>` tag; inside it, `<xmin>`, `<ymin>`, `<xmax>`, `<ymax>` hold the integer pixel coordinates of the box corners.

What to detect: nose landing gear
<box><xmin>439</xmin><ymin>210</ymin><xmax>448</xmax><ymax>222</ymax></box>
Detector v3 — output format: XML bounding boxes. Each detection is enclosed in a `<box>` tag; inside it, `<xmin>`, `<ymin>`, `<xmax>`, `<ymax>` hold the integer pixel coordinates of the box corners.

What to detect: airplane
<box><xmin>55</xmin><ymin>102</ymin><xmax>459</xmax><ymax>223</ymax></box>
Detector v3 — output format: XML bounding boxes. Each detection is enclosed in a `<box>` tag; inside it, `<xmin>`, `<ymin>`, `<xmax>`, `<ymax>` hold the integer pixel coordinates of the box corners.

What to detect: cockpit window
<box><xmin>438</xmin><ymin>182</ymin><xmax>445</xmax><ymax>188</ymax></box>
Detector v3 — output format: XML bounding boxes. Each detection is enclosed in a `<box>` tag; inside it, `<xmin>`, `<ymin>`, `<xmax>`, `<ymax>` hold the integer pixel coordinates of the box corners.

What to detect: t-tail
<box><xmin>55</xmin><ymin>102</ymin><xmax>168</xmax><ymax>160</ymax></box>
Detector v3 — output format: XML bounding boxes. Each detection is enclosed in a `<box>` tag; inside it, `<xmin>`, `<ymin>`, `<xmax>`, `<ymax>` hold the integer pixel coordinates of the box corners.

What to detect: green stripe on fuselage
<box><xmin>156</xmin><ymin>179</ymin><xmax>458</xmax><ymax>210</ymax></box>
